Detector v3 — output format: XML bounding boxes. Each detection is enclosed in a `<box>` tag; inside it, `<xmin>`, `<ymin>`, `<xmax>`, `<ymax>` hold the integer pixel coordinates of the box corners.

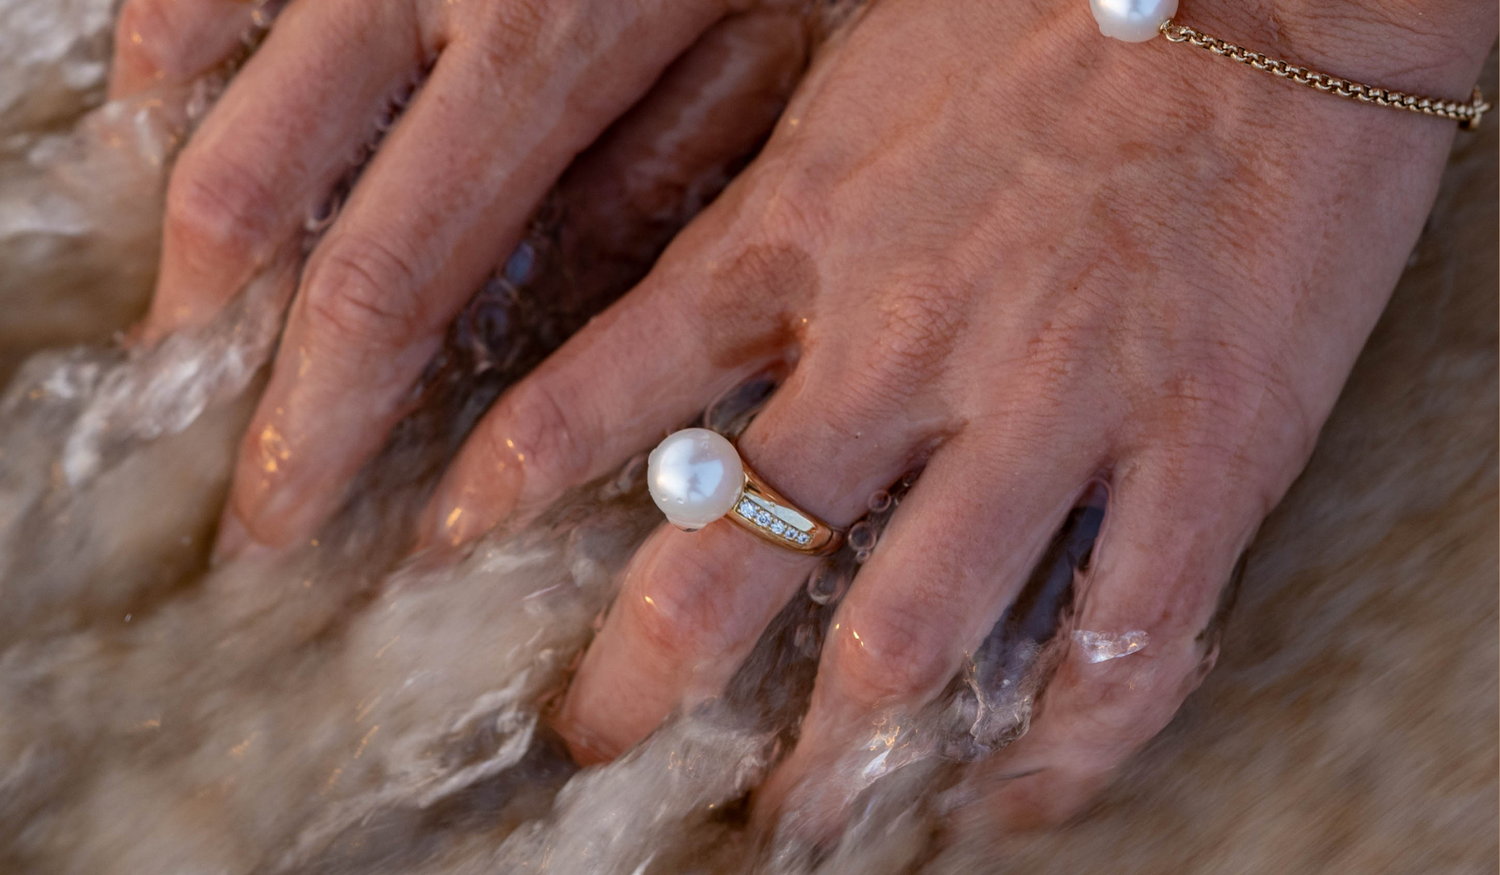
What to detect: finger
<box><xmin>556</xmin><ymin>523</ymin><xmax>812</xmax><ymax>763</ymax></box>
<box><xmin>552</xmin><ymin>9</ymin><xmax>811</xmax><ymax>286</ymax></box>
<box><xmin>423</xmin><ymin>7</ymin><xmax>812</xmax><ymax>548</ymax></box>
<box><xmin>752</xmin><ymin>422</ymin><xmax>1106</xmax><ymax>832</ymax></box>
<box><xmin>555</xmin><ymin>355</ymin><xmax>945</xmax><ymax>762</ymax></box>
<box><xmin>110</xmin><ymin>0</ymin><xmax>260</xmax><ymax>99</ymax></box>
<box><xmin>142</xmin><ymin>0</ymin><xmax>428</xmax><ymax>340</ymax></box>
<box><xmin>423</xmin><ymin>223</ymin><xmax>793</xmax><ymax>549</ymax></box>
<box><xmin>956</xmin><ymin>446</ymin><xmax>1260</xmax><ymax>831</ymax></box>
<box><xmin>223</xmin><ymin>0</ymin><xmax>729</xmax><ymax>550</ymax></box>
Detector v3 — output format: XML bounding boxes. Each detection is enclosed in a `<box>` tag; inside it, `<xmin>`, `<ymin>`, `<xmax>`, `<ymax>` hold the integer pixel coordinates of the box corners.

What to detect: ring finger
<box><xmin>555</xmin><ymin>343</ymin><xmax>946</xmax><ymax>761</ymax></box>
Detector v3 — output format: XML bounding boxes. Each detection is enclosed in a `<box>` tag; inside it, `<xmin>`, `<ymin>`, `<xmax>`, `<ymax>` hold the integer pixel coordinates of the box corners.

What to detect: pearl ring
<box><xmin>646</xmin><ymin>428</ymin><xmax>843</xmax><ymax>555</ymax></box>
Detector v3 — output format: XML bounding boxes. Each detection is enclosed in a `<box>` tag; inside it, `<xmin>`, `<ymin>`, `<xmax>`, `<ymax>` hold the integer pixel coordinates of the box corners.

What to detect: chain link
<box><xmin>1160</xmin><ymin>20</ymin><xmax>1489</xmax><ymax>130</ymax></box>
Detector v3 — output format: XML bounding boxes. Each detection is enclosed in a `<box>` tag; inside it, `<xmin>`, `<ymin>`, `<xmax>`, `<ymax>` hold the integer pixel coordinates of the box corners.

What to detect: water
<box><xmin>0</xmin><ymin>4</ymin><xmax>1494</xmax><ymax>873</ymax></box>
<box><xmin>0</xmin><ymin>5</ymin><xmax>1088</xmax><ymax>872</ymax></box>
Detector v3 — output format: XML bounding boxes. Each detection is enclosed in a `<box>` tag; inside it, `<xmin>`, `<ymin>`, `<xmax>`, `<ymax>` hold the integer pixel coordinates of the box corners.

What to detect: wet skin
<box><xmin>114</xmin><ymin>0</ymin><xmax>1495</xmax><ymax>835</ymax></box>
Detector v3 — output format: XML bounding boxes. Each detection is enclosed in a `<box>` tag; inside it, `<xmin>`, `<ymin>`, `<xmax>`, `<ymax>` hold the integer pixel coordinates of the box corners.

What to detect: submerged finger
<box><xmin>423</xmin><ymin>8</ymin><xmax>813</xmax><ymax>548</ymax></box>
<box><xmin>754</xmin><ymin>423</ymin><xmax>1106</xmax><ymax>837</ymax></box>
<box><xmin>141</xmin><ymin>0</ymin><xmax>430</xmax><ymax>341</ymax></box>
<box><xmin>555</xmin><ymin>362</ymin><xmax>940</xmax><ymax>762</ymax></box>
<box><xmin>958</xmin><ymin>446</ymin><xmax>1262</xmax><ymax>830</ymax></box>
<box><xmin>423</xmin><ymin>235</ymin><xmax>793</xmax><ymax>549</ymax></box>
<box><xmin>223</xmin><ymin>0</ymin><xmax>730</xmax><ymax>551</ymax></box>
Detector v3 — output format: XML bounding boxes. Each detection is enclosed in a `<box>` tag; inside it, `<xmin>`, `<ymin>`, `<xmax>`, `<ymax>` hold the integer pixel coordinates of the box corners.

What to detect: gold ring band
<box><xmin>645</xmin><ymin>428</ymin><xmax>843</xmax><ymax>556</ymax></box>
<box><xmin>725</xmin><ymin>458</ymin><xmax>843</xmax><ymax>555</ymax></box>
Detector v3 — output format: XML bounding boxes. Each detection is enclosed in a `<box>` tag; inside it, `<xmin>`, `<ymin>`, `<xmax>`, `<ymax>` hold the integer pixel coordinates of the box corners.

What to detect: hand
<box><xmin>111</xmin><ymin>0</ymin><xmax>812</xmax><ymax>551</ymax></box>
<box><xmin>421</xmin><ymin>0</ymin><xmax>1495</xmax><ymax>832</ymax></box>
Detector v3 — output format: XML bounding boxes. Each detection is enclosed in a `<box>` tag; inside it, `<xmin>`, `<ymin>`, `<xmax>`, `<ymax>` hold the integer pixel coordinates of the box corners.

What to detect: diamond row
<box><xmin>737</xmin><ymin>499</ymin><xmax>812</xmax><ymax>546</ymax></box>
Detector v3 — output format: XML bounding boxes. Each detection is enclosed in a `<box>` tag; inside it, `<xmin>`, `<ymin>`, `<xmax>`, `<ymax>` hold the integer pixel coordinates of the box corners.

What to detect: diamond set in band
<box><xmin>737</xmin><ymin>499</ymin><xmax>811</xmax><ymax>546</ymax></box>
<box><xmin>647</xmin><ymin>429</ymin><xmax>836</xmax><ymax>554</ymax></box>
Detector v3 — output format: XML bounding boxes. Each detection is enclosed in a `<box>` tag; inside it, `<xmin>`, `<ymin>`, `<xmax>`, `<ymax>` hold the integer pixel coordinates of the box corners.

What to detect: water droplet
<box><xmin>847</xmin><ymin>521</ymin><xmax>877</xmax><ymax>552</ymax></box>
<box><xmin>806</xmin><ymin>566</ymin><xmax>849</xmax><ymax>605</ymax></box>
<box><xmin>600</xmin><ymin>453</ymin><xmax>646</xmax><ymax>499</ymax></box>
<box><xmin>304</xmin><ymin>195</ymin><xmax>341</xmax><ymax>234</ymax></box>
<box><xmin>373</xmin><ymin>105</ymin><xmax>399</xmax><ymax>135</ymax></box>
<box><xmin>867</xmin><ymin>490</ymin><xmax>891</xmax><ymax>512</ymax></box>
<box><xmin>503</xmin><ymin>242</ymin><xmax>536</xmax><ymax>286</ymax></box>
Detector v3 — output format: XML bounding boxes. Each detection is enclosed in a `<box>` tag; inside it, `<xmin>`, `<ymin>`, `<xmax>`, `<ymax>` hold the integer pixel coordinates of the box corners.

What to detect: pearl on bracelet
<box><xmin>647</xmin><ymin>428</ymin><xmax>744</xmax><ymax>530</ymax></box>
<box><xmin>1090</xmin><ymin>0</ymin><xmax>1177</xmax><ymax>42</ymax></box>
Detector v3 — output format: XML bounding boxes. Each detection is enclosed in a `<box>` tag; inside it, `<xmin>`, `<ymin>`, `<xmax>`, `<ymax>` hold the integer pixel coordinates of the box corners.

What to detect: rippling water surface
<box><xmin>0</xmin><ymin>3</ymin><xmax>1495</xmax><ymax>873</ymax></box>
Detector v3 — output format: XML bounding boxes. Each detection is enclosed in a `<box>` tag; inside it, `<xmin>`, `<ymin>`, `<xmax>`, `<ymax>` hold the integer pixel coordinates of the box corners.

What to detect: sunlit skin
<box><xmin>114</xmin><ymin>0</ymin><xmax>1494</xmax><ymax>834</ymax></box>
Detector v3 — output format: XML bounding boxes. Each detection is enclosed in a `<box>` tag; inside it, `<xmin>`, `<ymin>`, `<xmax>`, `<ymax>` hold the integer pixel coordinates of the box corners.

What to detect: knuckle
<box><xmin>1141</xmin><ymin>338</ymin><xmax>1312</xmax><ymax>484</ymax></box>
<box><xmin>490</xmin><ymin>377</ymin><xmax>593</xmax><ymax>493</ymax></box>
<box><xmin>720</xmin><ymin>156</ymin><xmax>830</xmax><ymax>257</ymax></box>
<box><xmin>469</xmin><ymin>0</ymin><xmax>548</xmax><ymax>69</ymax></box>
<box><xmin>1018</xmin><ymin>307</ymin><xmax>1099</xmax><ymax>390</ymax></box>
<box><xmin>1171</xmin><ymin>335</ymin><xmax>1302</xmax><ymax>427</ymax></box>
<box><xmin>788</xmin><ymin>379</ymin><xmax>902</xmax><ymax>449</ymax></box>
<box><xmin>164</xmin><ymin>147</ymin><xmax>278</xmax><ymax>257</ymax></box>
<box><xmin>494</xmin><ymin>0</ymin><xmax>548</xmax><ymax>41</ymax></box>
<box><xmin>709</xmin><ymin>235</ymin><xmax>816</xmax><ymax>300</ymax></box>
<box><xmin>1152</xmin><ymin>375</ymin><xmax>1297</xmax><ymax>486</ymax></box>
<box><xmin>302</xmin><ymin>236</ymin><xmax>425</xmax><ymax>351</ymax></box>
<box><xmin>1058</xmin><ymin>644</ymin><xmax>1202</xmax><ymax>750</ymax></box>
<box><xmin>1165</xmin><ymin>353</ymin><xmax>1266</xmax><ymax>425</ymax></box>
<box><xmin>865</xmin><ymin>282</ymin><xmax>962</xmax><ymax>383</ymax></box>
<box><xmin>827</xmin><ymin>599</ymin><xmax>959</xmax><ymax>710</ymax></box>
<box><xmin>694</xmin><ymin>237</ymin><xmax>817</xmax><ymax>343</ymax></box>
<box><xmin>760</xmin><ymin>177</ymin><xmax>830</xmax><ymax>249</ymax></box>
<box><xmin>621</xmin><ymin>550</ymin><xmax>733</xmax><ymax>665</ymax></box>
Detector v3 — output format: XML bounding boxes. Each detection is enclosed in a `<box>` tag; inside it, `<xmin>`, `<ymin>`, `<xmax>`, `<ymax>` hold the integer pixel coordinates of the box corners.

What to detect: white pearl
<box><xmin>1090</xmin><ymin>0</ymin><xmax>1176</xmax><ymax>42</ymax></box>
<box><xmin>647</xmin><ymin>428</ymin><xmax>744</xmax><ymax>530</ymax></box>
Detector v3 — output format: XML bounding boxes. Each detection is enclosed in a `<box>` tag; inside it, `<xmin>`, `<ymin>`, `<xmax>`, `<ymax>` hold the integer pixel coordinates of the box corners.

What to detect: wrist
<box><xmin>1166</xmin><ymin>0</ymin><xmax>1495</xmax><ymax>100</ymax></box>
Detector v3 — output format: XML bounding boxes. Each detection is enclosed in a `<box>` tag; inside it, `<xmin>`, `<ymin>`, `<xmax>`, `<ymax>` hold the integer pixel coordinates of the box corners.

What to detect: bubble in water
<box><xmin>348</xmin><ymin>140</ymin><xmax>371</xmax><ymax>167</ymax></box>
<box><xmin>373</xmin><ymin>104</ymin><xmax>399</xmax><ymax>135</ymax></box>
<box><xmin>304</xmin><ymin>194</ymin><xmax>341</xmax><ymax>234</ymax></box>
<box><xmin>184</xmin><ymin>76</ymin><xmax>225</xmax><ymax>123</ymax></box>
<box><xmin>867</xmin><ymin>489</ymin><xmax>891</xmax><ymax>512</ymax></box>
<box><xmin>248</xmin><ymin>0</ymin><xmax>289</xmax><ymax>29</ymax></box>
<box><xmin>805</xmin><ymin>564</ymin><xmax>848</xmax><ymax>605</ymax></box>
<box><xmin>503</xmin><ymin>241</ymin><xmax>537</xmax><ymax>286</ymax></box>
<box><xmin>846</xmin><ymin>520</ymin><xmax>877</xmax><ymax>552</ymax></box>
<box><xmin>601</xmin><ymin>452</ymin><xmax>648</xmax><ymax>500</ymax></box>
<box><xmin>0</xmin><ymin>10</ymin><xmax>1068</xmax><ymax>869</ymax></box>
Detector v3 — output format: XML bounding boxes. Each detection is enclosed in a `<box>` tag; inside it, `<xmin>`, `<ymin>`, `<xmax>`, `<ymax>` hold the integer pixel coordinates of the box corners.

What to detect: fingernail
<box><xmin>211</xmin><ymin>507</ymin><xmax>274</xmax><ymax>566</ymax></box>
<box><xmin>564</xmin><ymin>734</ymin><xmax>615</xmax><ymax>766</ymax></box>
<box><xmin>419</xmin><ymin>485</ymin><xmax>501</xmax><ymax>552</ymax></box>
<box><xmin>419</xmin><ymin>462</ymin><xmax>524</xmax><ymax>552</ymax></box>
<box><xmin>552</xmin><ymin>712</ymin><xmax>618</xmax><ymax>766</ymax></box>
